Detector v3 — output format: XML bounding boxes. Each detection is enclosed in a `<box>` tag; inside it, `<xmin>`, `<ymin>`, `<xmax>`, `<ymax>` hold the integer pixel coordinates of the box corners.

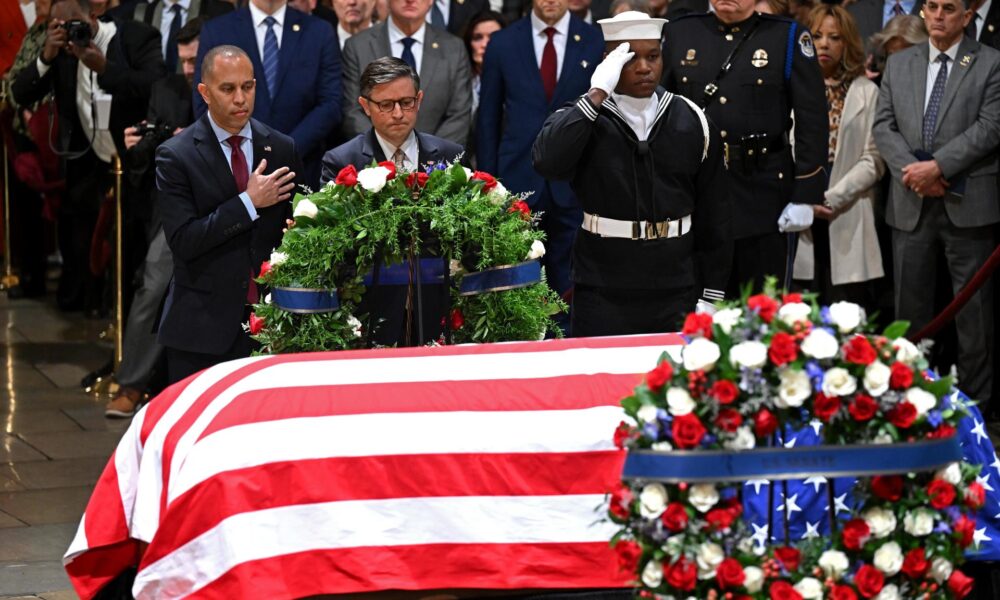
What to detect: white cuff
<box><xmin>36</xmin><ymin>56</ymin><xmax>50</xmax><ymax>77</ymax></box>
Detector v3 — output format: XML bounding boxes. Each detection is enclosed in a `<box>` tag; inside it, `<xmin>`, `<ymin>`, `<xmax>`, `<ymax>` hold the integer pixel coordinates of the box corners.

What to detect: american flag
<box><xmin>63</xmin><ymin>334</ymin><xmax>686</xmax><ymax>599</ymax></box>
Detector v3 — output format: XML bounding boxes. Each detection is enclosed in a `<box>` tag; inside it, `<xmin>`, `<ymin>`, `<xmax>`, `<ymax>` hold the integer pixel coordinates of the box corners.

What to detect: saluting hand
<box><xmin>247</xmin><ymin>159</ymin><xmax>297</xmax><ymax>209</ymax></box>
<box><xmin>590</xmin><ymin>42</ymin><xmax>635</xmax><ymax>98</ymax></box>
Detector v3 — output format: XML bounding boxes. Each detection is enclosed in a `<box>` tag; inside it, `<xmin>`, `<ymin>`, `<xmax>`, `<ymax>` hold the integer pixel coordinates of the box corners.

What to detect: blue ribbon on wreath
<box><xmin>272</xmin><ymin>286</ymin><xmax>340</xmax><ymax>313</ymax></box>
<box><xmin>458</xmin><ymin>260</ymin><xmax>542</xmax><ymax>296</ymax></box>
<box><xmin>362</xmin><ymin>258</ymin><xmax>445</xmax><ymax>286</ymax></box>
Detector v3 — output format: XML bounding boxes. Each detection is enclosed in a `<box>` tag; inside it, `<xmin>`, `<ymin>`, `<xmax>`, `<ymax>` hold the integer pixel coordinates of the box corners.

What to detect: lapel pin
<box><xmin>961</xmin><ymin>54</ymin><xmax>972</xmax><ymax>66</ymax></box>
<box><xmin>292</xmin><ymin>23</ymin><xmax>300</xmax><ymax>31</ymax></box>
<box><xmin>581</xmin><ymin>59</ymin><xmax>588</xmax><ymax>68</ymax></box>
<box><xmin>432</xmin><ymin>41</ymin><xmax>439</xmax><ymax>49</ymax></box>
<box><xmin>574</xmin><ymin>34</ymin><xmax>581</xmax><ymax>42</ymax></box>
<box><xmin>457</xmin><ymin>0</ymin><xmax>464</xmax><ymax>4</ymax></box>
<box><xmin>990</xmin><ymin>24</ymin><xmax>996</xmax><ymax>32</ymax></box>
<box><xmin>264</xmin><ymin>145</ymin><xmax>272</xmax><ymax>152</ymax></box>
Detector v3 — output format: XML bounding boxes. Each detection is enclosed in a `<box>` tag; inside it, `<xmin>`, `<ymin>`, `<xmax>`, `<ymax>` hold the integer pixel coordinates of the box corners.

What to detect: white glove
<box><xmin>696</xmin><ymin>299</ymin><xmax>719</xmax><ymax>316</ymax></box>
<box><xmin>777</xmin><ymin>203</ymin><xmax>814</xmax><ymax>233</ymax></box>
<box><xmin>590</xmin><ymin>42</ymin><xmax>634</xmax><ymax>96</ymax></box>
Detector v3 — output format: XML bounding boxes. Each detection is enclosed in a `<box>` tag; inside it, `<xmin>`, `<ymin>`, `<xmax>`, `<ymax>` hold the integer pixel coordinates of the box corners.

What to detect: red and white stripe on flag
<box><xmin>64</xmin><ymin>334</ymin><xmax>684</xmax><ymax>599</ymax></box>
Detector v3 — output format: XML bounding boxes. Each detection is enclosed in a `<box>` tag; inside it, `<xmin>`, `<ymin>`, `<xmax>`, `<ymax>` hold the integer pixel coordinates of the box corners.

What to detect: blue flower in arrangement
<box><xmin>805</xmin><ymin>360</ymin><xmax>824</xmax><ymax>391</ymax></box>
<box><xmin>643</xmin><ymin>422</ymin><xmax>660</xmax><ymax>440</ymax></box>
<box><xmin>928</xmin><ymin>410</ymin><xmax>944</xmax><ymax>428</ymax></box>
<box><xmin>434</xmin><ymin>162</ymin><xmax>447</xmax><ymax>171</ymax></box>
<box><xmin>820</xmin><ymin>306</ymin><xmax>833</xmax><ymax>325</ymax></box>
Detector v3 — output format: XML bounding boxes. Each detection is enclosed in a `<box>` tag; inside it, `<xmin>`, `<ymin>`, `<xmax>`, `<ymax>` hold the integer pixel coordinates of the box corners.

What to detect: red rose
<box><xmin>954</xmin><ymin>514</ymin><xmax>975</xmax><ymax>547</ymax></box>
<box><xmin>613</xmin><ymin>421</ymin><xmax>634</xmax><ymax>449</ymax></box>
<box><xmin>257</xmin><ymin>260</ymin><xmax>271</xmax><ymax>278</ymax></box>
<box><xmin>405</xmin><ymin>171</ymin><xmax>429</xmax><ymax>188</ymax></box>
<box><xmin>854</xmin><ymin>564</ymin><xmax>884</xmax><ymax>598</ymax></box>
<box><xmin>608</xmin><ymin>485</ymin><xmax>633</xmax><ymax>520</ymax></box>
<box><xmin>888</xmin><ymin>401</ymin><xmax>917</xmax><ymax>429</ymax></box>
<box><xmin>843</xmin><ymin>335</ymin><xmax>877</xmax><ymax>366</ymax></box>
<box><xmin>829</xmin><ymin>585</ymin><xmax>858</xmax><ymax>600</ymax></box>
<box><xmin>774</xmin><ymin>546</ymin><xmax>801</xmax><ymax>571</ymax></box>
<box><xmin>813</xmin><ymin>392</ymin><xmax>842</xmax><ymax>422</ymax></box>
<box><xmin>948</xmin><ymin>569</ymin><xmax>975</xmax><ymax>599</ymax></box>
<box><xmin>661</xmin><ymin>501</ymin><xmax>689</xmax><ymax>532</ymax></box>
<box><xmin>748</xmin><ymin>293</ymin><xmax>779</xmax><ymax>323</ymax></box>
<box><xmin>613</xmin><ymin>539</ymin><xmax>642</xmax><ymax>573</ymax></box>
<box><xmin>710</xmin><ymin>380</ymin><xmax>739</xmax><ymax>404</ymax></box>
<box><xmin>842</xmin><ymin>518</ymin><xmax>870</xmax><ymax>551</ymax></box>
<box><xmin>782</xmin><ymin>293</ymin><xmax>803</xmax><ymax>304</ymax></box>
<box><xmin>705</xmin><ymin>507</ymin><xmax>737</xmax><ymax>531</ymax></box>
<box><xmin>449</xmin><ymin>308</ymin><xmax>464</xmax><ymax>330</ymax></box>
<box><xmin>870</xmin><ymin>475</ymin><xmax>903</xmax><ymax>501</ymax></box>
<box><xmin>928</xmin><ymin>479</ymin><xmax>956</xmax><ymax>509</ymax></box>
<box><xmin>928</xmin><ymin>424</ymin><xmax>957</xmax><ymax>439</ymax></box>
<box><xmin>890</xmin><ymin>361</ymin><xmax>914</xmax><ymax>389</ymax></box>
<box><xmin>754</xmin><ymin>408</ymin><xmax>779</xmax><ymax>438</ymax></box>
<box><xmin>248</xmin><ymin>313</ymin><xmax>265</xmax><ymax>335</ymax></box>
<box><xmin>672</xmin><ymin>413</ymin><xmax>707</xmax><ymax>449</ymax></box>
<box><xmin>848</xmin><ymin>394</ymin><xmax>878</xmax><ymax>421</ymax></box>
<box><xmin>508</xmin><ymin>200</ymin><xmax>531</xmax><ymax>218</ymax></box>
<box><xmin>377</xmin><ymin>160</ymin><xmax>397</xmax><ymax>180</ymax></box>
<box><xmin>716</xmin><ymin>557</ymin><xmax>745</xmax><ymax>589</ymax></box>
<box><xmin>768</xmin><ymin>332</ymin><xmax>799</xmax><ymax>366</ymax></box>
<box><xmin>715</xmin><ymin>408</ymin><xmax>743</xmax><ymax>432</ymax></box>
<box><xmin>901</xmin><ymin>547</ymin><xmax>928</xmax><ymax>579</ymax></box>
<box><xmin>665</xmin><ymin>557</ymin><xmax>697</xmax><ymax>591</ymax></box>
<box><xmin>965</xmin><ymin>482</ymin><xmax>986</xmax><ymax>509</ymax></box>
<box><xmin>646</xmin><ymin>360</ymin><xmax>674</xmax><ymax>391</ymax></box>
<box><xmin>768</xmin><ymin>580</ymin><xmax>803</xmax><ymax>600</ymax></box>
<box><xmin>472</xmin><ymin>170</ymin><xmax>498</xmax><ymax>192</ymax></box>
<box><xmin>335</xmin><ymin>164</ymin><xmax>358</xmax><ymax>186</ymax></box>
<box><xmin>682</xmin><ymin>312</ymin><xmax>714</xmax><ymax>339</ymax></box>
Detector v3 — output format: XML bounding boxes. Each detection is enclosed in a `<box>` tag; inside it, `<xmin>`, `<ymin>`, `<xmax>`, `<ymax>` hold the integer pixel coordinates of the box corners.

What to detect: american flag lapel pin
<box><xmin>264</xmin><ymin>145</ymin><xmax>272</xmax><ymax>152</ymax></box>
<box><xmin>292</xmin><ymin>24</ymin><xmax>300</xmax><ymax>31</ymax></box>
<box><xmin>581</xmin><ymin>60</ymin><xmax>588</xmax><ymax>68</ymax></box>
<box><xmin>573</xmin><ymin>34</ymin><xmax>581</xmax><ymax>42</ymax></box>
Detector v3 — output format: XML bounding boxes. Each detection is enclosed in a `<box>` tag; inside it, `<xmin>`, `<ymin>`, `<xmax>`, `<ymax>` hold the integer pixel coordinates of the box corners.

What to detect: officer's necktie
<box><xmin>540</xmin><ymin>27</ymin><xmax>557</xmax><ymax>102</ymax></box>
<box><xmin>393</xmin><ymin>147</ymin><xmax>408</xmax><ymax>171</ymax></box>
<box><xmin>227</xmin><ymin>136</ymin><xmax>258</xmax><ymax>303</ymax></box>
<box><xmin>923</xmin><ymin>54</ymin><xmax>950</xmax><ymax>150</ymax></box>
<box><xmin>431</xmin><ymin>0</ymin><xmax>446</xmax><ymax>29</ymax></box>
<box><xmin>165</xmin><ymin>3</ymin><xmax>182</xmax><ymax>73</ymax></box>
<box><xmin>892</xmin><ymin>1</ymin><xmax>905</xmax><ymax>16</ymax></box>
<box><xmin>966</xmin><ymin>13</ymin><xmax>979</xmax><ymax>39</ymax></box>
<box><xmin>262</xmin><ymin>16</ymin><xmax>279</xmax><ymax>95</ymax></box>
<box><xmin>401</xmin><ymin>37</ymin><xmax>417</xmax><ymax>72</ymax></box>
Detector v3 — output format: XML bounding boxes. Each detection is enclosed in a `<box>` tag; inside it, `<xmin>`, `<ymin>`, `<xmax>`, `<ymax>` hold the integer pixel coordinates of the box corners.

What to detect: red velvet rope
<box><xmin>908</xmin><ymin>242</ymin><xmax>1000</xmax><ymax>342</ymax></box>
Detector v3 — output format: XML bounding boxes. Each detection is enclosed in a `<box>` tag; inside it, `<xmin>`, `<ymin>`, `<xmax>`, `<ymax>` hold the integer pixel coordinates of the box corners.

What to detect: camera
<box><xmin>133</xmin><ymin>121</ymin><xmax>174</xmax><ymax>142</ymax></box>
<box><xmin>61</xmin><ymin>20</ymin><xmax>92</xmax><ymax>45</ymax></box>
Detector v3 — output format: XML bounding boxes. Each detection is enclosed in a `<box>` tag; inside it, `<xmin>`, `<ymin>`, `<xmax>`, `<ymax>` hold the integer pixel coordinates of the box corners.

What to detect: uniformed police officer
<box><xmin>533</xmin><ymin>12</ymin><xmax>731</xmax><ymax>337</ymax></box>
<box><xmin>661</xmin><ymin>0</ymin><xmax>827</xmax><ymax>296</ymax></box>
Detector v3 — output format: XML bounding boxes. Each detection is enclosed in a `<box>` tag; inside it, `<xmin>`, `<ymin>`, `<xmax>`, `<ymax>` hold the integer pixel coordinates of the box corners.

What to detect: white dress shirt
<box><xmin>975</xmin><ymin>0</ymin><xmax>992</xmax><ymax>40</ymax></box>
<box><xmin>425</xmin><ymin>0</ymin><xmax>450</xmax><ymax>28</ymax></box>
<box><xmin>249</xmin><ymin>1</ymin><xmax>286</xmax><ymax>60</ymax></box>
<box><xmin>387</xmin><ymin>18</ymin><xmax>426</xmax><ymax>74</ymax></box>
<box><xmin>375</xmin><ymin>130</ymin><xmax>419</xmax><ymax>171</ymax></box>
<box><xmin>530</xmin><ymin>10</ymin><xmax>570</xmax><ymax>80</ymax></box>
<box><xmin>925</xmin><ymin>40</ymin><xmax>961</xmax><ymax>111</ymax></box>
<box><xmin>160</xmin><ymin>0</ymin><xmax>191</xmax><ymax>57</ymax></box>
<box><xmin>337</xmin><ymin>23</ymin><xmax>352</xmax><ymax>50</ymax></box>
<box><xmin>207</xmin><ymin>114</ymin><xmax>259</xmax><ymax>220</ymax></box>
<box><xmin>20</xmin><ymin>0</ymin><xmax>35</xmax><ymax>27</ymax></box>
<box><xmin>612</xmin><ymin>92</ymin><xmax>659</xmax><ymax>141</ymax></box>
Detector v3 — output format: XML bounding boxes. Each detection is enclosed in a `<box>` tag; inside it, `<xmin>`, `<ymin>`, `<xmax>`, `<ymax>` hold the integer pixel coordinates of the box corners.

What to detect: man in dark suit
<box><xmin>477</xmin><ymin>0</ymin><xmax>603</xmax><ymax>308</ymax></box>
<box><xmin>12</xmin><ymin>0</ymin><xmax>165</xmax><ymax>312</ymax></box>
<box><xmin>849</xmin><ymin>0</ymin><xmax>926</xmax><ymax>48</ymax></box>
<box><xmin>426</xmin><ymin>0</ymin><xmax>490</xmax><ymax>35</ymax></box>
<box><xmin>194</xmin><ymin>0</ymin><xmax>342</xmax><ymax>188</ymax></box>
<box><xmin>157</xmin><ymin>45</ymin><xmax>303</xmax><ymax>383</ymax></box>
<box><xmin>970</xmin><ymin>0</ymin><xmax>1000</xmax><ymax>48</ymax></box>
<box><xmin>118</xmin><ymin>0</ymin><xmax>233</xmax><ymax>72</ymax></box>
<box><xmin>321</xmin><ymin>57</ymin><xmax>463</xmax><ymax>346</ymax></box>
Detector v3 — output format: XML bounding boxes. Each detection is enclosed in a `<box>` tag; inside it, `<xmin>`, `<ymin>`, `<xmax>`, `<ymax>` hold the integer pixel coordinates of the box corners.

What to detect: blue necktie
<box><xmin>400</xmin><ymin>37</ymin><xmax>417</xmax><ymax>72</ymax></box>
<box><xmin>431</xmin><ymin>1</ymin><xmax>446</xmax><ymax>29</ymax></box>
<box><xmin>165</xmin><ymin>3</ymin><xmax>182</xmax><ymax>72</ymax></box>
<box><xmin>263</xmin><ymin>16</ymin><xmax>279</xmax><ymax>94</ymax></box>
<box><xmin>892</xmin><ymin>0</ymin><xmax>905</xmax><ymax>16</ymax></box>
<box><xmin>923</xmin><ymin>54</ymin><xmax>950</xmax><ymax>149</ymax></box>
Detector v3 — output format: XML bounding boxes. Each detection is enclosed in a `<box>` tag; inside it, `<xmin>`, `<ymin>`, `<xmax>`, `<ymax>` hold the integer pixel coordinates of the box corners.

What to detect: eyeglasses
<box><xmin>364</xmin><ymin>96</ymin><xmax>419</xmax><ymax>112</ymax></box>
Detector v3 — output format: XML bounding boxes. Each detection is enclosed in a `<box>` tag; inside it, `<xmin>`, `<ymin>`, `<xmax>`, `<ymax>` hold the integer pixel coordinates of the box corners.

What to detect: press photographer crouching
<box><xmin>11</xmin><ymin>0</ymin><xmax>164</xmax><ymax>313</ymax></box>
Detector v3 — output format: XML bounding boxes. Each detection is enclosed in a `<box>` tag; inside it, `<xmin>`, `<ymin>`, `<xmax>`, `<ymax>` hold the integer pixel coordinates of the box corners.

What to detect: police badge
<box><xmin>798</xmin><ymin>30</ymin><xmax>815</xmax><ymax>58</ymax></box>
<box><xmin>751</xmin><ymin>49</ymin><xmax>768</xmax><ymax>68</ymax></box>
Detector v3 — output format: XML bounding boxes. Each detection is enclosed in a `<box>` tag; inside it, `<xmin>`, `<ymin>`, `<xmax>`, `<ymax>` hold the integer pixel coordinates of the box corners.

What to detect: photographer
<box><xmin>11</xmin><ymin>0</ymin><xmax>164</xmax><ymax>313</ymax></box>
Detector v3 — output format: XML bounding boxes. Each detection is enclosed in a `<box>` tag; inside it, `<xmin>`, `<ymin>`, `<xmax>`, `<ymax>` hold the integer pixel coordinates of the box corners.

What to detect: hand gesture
<box><xmin>69</xmin><ymin>39</ymin><xmax>106</xmax><ymax>74</ymax></box>
<box><xmin>41</xmin><ymin>19</ymin><xmax>67</xmax><ymax>63</ymax></box>
<box><xmin>124</xmin><ymin>125</ymin><xmax>142</xmax><ymax>150</ymax></box>
<box><xmin>246</xmin><ymin>159</ymin><xmax>297</xmax><ymax>209</ymax></box>
<box><xmin>590</xmin><ymin>42</ymin><xmax>634</xmax><ymax>96</ymax></box>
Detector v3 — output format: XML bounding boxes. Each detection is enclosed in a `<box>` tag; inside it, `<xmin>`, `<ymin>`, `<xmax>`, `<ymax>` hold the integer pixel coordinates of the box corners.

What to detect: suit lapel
<box><xmin>235</xmin><ymin>9</ymin><xmax>271</xmax><ymax>114</ymax></box>
<box><xmin>551</xmin><ymin>18</ymin><xmax>588</xmax><ymax>108</ymax></box>
<box><xmin>193</xmin><ymin>115</ymin><xmax>239</xmax><ymax>199</ymax></box>
<box><xmin>151</xmin><ymin>0</ymin><xmax>164</xmax><ymax>27</ymax></box>
<box><xmin>251</xmin><ymin>119</ymin><xmax>272</xmax><ymax>172</ymax></box>
<box><xmin>840</xmin><ymin>77</ymin><xmax>865</xmax><ymax>125</ymax></box>
<box><xmin>421</xmin><ymin>26</ymin><xmax>441</xmax><ymax>82</ymax></box>
<box><xmin>515</xmin><ymin>21</ymin><xmax>548</xmax><ymax>106</ymax></box>
<box><xmin>365</xmin><ymin>129</ymin><xmax>385</xmax><ymax>163</ymax></box>
<box><xmin>934</xmin><ymin>38</ymin><xmax>977</xmax><ymax>137</ymax></box>
<box><xmin>374</xmin><ymin>22</ymin><xmax>391</xmax><ymax>58</ymax></box>
<box><xmin>274</xmin><ymin>8</ymin><xmax>304</xmax><ymax>95</ymax></box>
<box><xmin>984</xmin><ymin>0</ymin><xmax>1000</xmax><ymax>43</ymax></box>
<box><xmin>911</xmin><ymin>44</ymin><xmax>928</xmax><ymax>124</ymax></box>
<box><xmin>415</xmin><ymin>131</ymin><xmax>440</xmax><ymax>166</ymax></box>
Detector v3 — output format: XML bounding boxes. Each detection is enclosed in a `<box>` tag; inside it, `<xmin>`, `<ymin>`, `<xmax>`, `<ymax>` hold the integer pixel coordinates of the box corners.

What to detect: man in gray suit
<box><xmin>849</xmin><ymin>0</ymin><xmax>925</xmax><ymax>49</ymax></box>
<box><xmin>873</xmin><ymin>0</ymin><xmax>1000</xmax><ymax>412</ymax></box>
<box><xmin>340</xmin><ymin>0</ymin><xmax>472</xmax><ymax>144</ymax></box>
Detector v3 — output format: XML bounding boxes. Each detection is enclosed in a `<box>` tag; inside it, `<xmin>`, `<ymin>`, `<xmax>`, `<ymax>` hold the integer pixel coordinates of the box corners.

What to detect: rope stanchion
<box><xmin>909</xmin><ymin>241</ymin><xmax>1000</xmax><ymax>342</ymax></box>
<box><xmin>0</xmin><ymin>82</ymin><xmax>20</xmax><ymax>291</ymax></box>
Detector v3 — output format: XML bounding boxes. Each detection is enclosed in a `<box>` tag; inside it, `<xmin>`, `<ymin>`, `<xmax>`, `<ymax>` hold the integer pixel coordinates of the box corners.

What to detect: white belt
<box><xmin>581</xmin><ymin>212</ymin><xmax>692</xmax><ymax>240</ymax></box>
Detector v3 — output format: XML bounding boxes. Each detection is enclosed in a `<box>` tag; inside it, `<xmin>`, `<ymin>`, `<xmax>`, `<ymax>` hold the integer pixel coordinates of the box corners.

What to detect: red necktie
<box><xmin>540</xmin><ymin>27</ymin><xmax>557</xmax><ymax>102</ymax></box>
<box><xmin>227</xmin><ymin>135</ymin><xmax>258</xmax><ymax>303</ymax></box>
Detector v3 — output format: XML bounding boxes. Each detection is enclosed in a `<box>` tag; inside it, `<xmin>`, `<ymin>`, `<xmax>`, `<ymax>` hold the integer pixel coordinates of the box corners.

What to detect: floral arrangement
<box><xmin>248</xmin><ymin>160</ymin><xmax>564</xmax><ymax>353</ymax></box>
<box><xmin>609</xmin><ymin>286</ymin><xmax>985</xmax><ymax>600</ymax></box>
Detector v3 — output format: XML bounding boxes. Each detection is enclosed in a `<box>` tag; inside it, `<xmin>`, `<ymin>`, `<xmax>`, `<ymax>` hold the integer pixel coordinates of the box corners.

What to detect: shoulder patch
<box><xmin>798</xmin><ymin>30</ymin><xmax>815</xmax><ymax>58</ymax></box>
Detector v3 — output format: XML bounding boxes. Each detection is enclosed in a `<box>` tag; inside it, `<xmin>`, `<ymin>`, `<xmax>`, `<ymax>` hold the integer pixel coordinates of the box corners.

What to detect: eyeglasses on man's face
<box><xmin>365</xmin><ymin>96</ymin><xmax>419</xmax><ymax>112</ymax></box>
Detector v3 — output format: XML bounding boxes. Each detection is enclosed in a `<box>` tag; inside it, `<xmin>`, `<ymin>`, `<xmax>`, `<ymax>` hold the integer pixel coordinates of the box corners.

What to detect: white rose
<box><xmin>462</xmin><ymin>166</ymin><xmax>474</xmax><ymax>180</ymax></box>
<box><xmin>695</xmin><ymin>542</ymin><xmax>724</xmax><ymax>579</ymax></box>
<box><xmin>776</xmin><ymin>368</ymin><xmax>811</xmax><ymax>408</ymax></box>
<box><xmin>829</xmin><ymin>301</ymin><xmax>865</xmax><ymax>333</ymax></box>
<box><xmin>269</xmin><ymin>251</ymin><xmax>288</xmax><ymax>266</ymax></box>
<box><xmin>637</xmin><ymin>404</ymin><xmax>659</xmax><ymax>424</ymax></box>
<box><xmin>729</xmin><ymin>340</ymin><xmax>768</xmax><ymax>369</ymax></box>
<box><xmin>742</xmin><ymin>566</ymin><xmax>764</xmax><ymax>593</ymax></box>
<box><xmin>526</xmin><ymin>240</ymin><xmax>546</xmax><ymax>260</ymax></box>
<box><xmin>818</xmin><ymin>550</ymin><xmax>849</xmax><ymax>579</ymax></box>
<box><xmin>683</xmin><ymin>337</ymin><xmax>721</xmax><ymax>372</ymax></box>
<box><xmin>873</xmin><ymin>541</ymin><xmax>903</xmax><ymax>576</ymax></box>
<box><xmin>905</xmin><ymin>387</ymin><xmax>937</xmax><ymax>416</ymax></box>
<box><xmin>347</xmin><ymin>315</ymin><xmax>362</xmax><ymax>338</ymax></box>
<box><xmin>666</xmin><ymin>387</ymin><xmax>696</xmax><ymax>416</ymax></box>
<box><xmin>292</xmin><ymin>198</ymin><xmax>318</xmax><ymax>219</ymax></box>
<box><xmin>864</xmin><ymin>361</ymin><xmax>891</xmax><ymax>397</ymax></box>
<box><xmin>903</xmin><ymin>508</ymin><xmax>935</xmax><ymax>537</ymax></box>
<box><xmin>687</xmin><ymin>483</ymin><xmax>719</xmax><ymax>513</ymax></box>
<box><xmin>640</xmin><ymin>560</ymin><xmax>663</xmax><ymax>588</ymax></box>
<box><xmin>488</xmin><ymin>181</ymin><xmax>509</xmax><ymax>203</ymax></box>
<box><xmin>874</xmin><ymin>584</ymin><xmax>902</xmax><ymax>600</ymax></box>
<box><xmin>800</xmin><ymin>328</ymin><xmax>839</xmax><ymax>360</ymax></box>
<box><xmin>712</xmin><ymin>308</ymin><xmax>743</xmax><ymax>334</ymax></box>
<box><xmin>936</xmin><ymin>462</ymin><xmax>962</xmax><ymax>485</ymax></box>
<box><xmin>664</xmin><ymin>534</ymin><xmax>686</xmax><ymax>557</ymax></box>
<box><xmin>822</xmin><ymin>367</ymin><xmax>857</xmax><ymax>397</ymax></box>
<box><xmin>893</xmin><ymin>337</ymin><xmax>921</xmax><ymax>364</ymax></box>
<box><xmin>651</xmin><ymin>440</ymin><xmax>673</xmax><ymax>451</ymax></box>
<box><xmin>778</xmin><ymin>302</ymin><xmax>812</xmax><ymax>326</ymax></box>
<box><xmin>724</xmin><ymin>426</ymin><xmax>756</xmax><ymax>450</ymax></box>
<box><xmin>930</xmin><ymin>557</ymin><xmax>953</xmax><ymax>583</ymax></box>
<box><xmin>863</xmin><ymin>506</ymin><xmax>897</xmax><ymax>539</ymax></box>
<box><xmin>639</xmin><ymin>483</ymin><xmax>668</xmax><ymax>518</ymax></box>
<box><xmin>357</xmin><ymin>165</ymin><xmax>392</xmax><ymax>192</ymax></box>
<box><xmin>873</xmin><ymin>431</ymin><xmax>894</xmax><ymax>444</ymax></box>
<box><xmin>264</xmin><ymin>293</ymin><xmax>272</xmax><ymax>304</ymax></box>
<box><xmin>793</xmin><ymin>577</ymin><xmax>823</xmax><ymax>600</ymax></box>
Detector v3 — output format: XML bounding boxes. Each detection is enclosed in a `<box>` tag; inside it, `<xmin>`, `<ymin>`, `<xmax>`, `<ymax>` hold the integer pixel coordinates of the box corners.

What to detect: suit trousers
<box><xmin>726</xmin><ymin>232</ymin><xmax>791</xmax><ymax>297</ymax></box>
<box><xmin>116</xmin><ymin>228</ymin><xmax>172</xmax><ymax>389</ymax></box>
<box><xmin>533</xmin><ymin>186</ymin><xmax>581</xmax><ymax>297</ymax></box>
<box><xmin>892</xmin><ymin>199</ymin><xmax>994</xmax><ymax>406</ymax></box>
<box><xmin>166</xmin><ymin>322</ymin><xmax>255</xmax><ymax>385</ymax></box>
<box><xmin>59</xmin><ymin>150</ymin><xmax>110</xmax><ymax>311</ymax></box>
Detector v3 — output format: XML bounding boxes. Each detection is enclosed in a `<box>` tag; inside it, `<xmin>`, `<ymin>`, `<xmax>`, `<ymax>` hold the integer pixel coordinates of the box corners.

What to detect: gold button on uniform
<box><xmin>757</xmin><ymin>79</ymin><xmax>763</xmax><ymax>85</ymax></box>
<box><xmin>682</xmin><ymin>76</ymin><xmax>688</xmax><ymax>82</ymax></box>
<box><xmin>725</xmin><ymin>34</ymin><xmax>734</xmax><ymax>41</ymax></box>
<box><xmin>778</xmin><ymin>173</ymin><xmax>784</xmax><ymax>179</ymax></box>
<box><xmin>719</xmin><ymin>96</ymin><xmax>727</xmax><ymax>104</ymax></box>
<box><xmin>720</xmin><ymin>130</ymin><xmax>727</xmax><ymax>138</ymax></box>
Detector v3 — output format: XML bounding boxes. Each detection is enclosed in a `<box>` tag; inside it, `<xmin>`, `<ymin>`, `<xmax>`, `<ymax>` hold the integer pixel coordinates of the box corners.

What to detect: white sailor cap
<box><xmin>597</xmin><ymin>11</ymin><xmax>667</xmax><ymax>41</ymax></box>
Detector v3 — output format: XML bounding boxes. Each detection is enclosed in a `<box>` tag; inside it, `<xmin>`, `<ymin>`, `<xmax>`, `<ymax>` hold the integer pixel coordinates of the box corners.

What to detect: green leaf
<box><xmin>355</xmin><ymin>230</ymin><xmax>367</xmax><ymax>240</ymax></box>
<box><xmin>882</xmin><ymin>320</ymin><xmax>911</xmax><ymax>340</ymax></box>
<box><xmin>922</xmin><ymin>375</ymin><xmax>953</xmax><ymax>399</ymax></box>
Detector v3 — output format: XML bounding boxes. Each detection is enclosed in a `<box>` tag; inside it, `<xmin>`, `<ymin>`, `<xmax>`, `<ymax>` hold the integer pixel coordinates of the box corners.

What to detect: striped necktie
<box><xmin>262</xmin><ymin>16</ymin><xmax>279</xmax><ymax>94</ymax></box>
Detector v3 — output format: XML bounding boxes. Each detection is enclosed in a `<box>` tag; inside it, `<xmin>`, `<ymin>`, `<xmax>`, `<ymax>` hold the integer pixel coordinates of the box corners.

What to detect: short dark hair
<box><xmin>201</xmin><ymin>44</ymin><xmax>251</xmax><ymax>82</ymax></box>
<box><xmin>359</xmin><ymin>57</ymin><xmax>420</xmax><ymax>98</ymax></box>
<box><xmin>52</xmin><ymin>0</ymin><xmax>89</xmax><ymax>16</ymax></box>
<box><xmin>175</xmin><ymin>17</ymin><xmax>203</xmax><ymax>46</ymax></box>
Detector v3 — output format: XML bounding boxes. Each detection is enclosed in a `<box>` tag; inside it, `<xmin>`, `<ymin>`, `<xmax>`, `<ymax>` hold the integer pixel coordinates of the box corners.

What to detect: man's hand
<box><xmin>124</xmin><ymin>125</ymin><xmax>142</xmax><ymax>150</ymax></box>
<box><xmin>902</xmin><ymin>159</ymin><xmax>944</xmax><ymax>195</ymax></box>
<box><xmin>813</xmin><ymin>204</ymin><xmax>835</xmax><ymax>221</ymax></box>
<box><xmin>69</xmin><ymin>40</ymin><xmax>106</xmax><ymax>74</ymax></box>
<box><xmin>41</xmin><ymin>19</ymin><xmax>67</xmax><ymax>63</ymax></box>
<box><xmin>246</xmin><ymin>159</ymin><xmax>296</xmax><ymax>209</ymax></box>
<box><xmin>590</xmin><ymin>42</ymin><xmax>634</xmax><ymax>96</ymax></box>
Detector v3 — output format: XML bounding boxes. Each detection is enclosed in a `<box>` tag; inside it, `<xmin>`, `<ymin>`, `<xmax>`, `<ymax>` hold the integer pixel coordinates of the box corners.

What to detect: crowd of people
<box><xmin>0</xmin><ymin>0</ymin><xmax>998</xmax><ymax>424</ymax></box>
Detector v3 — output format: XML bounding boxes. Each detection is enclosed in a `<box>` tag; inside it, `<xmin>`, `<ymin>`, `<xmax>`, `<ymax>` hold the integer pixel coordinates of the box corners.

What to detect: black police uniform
<box><xmin>533</xmin><ymin>88</ymin><xmax>732</xmax><ymax>337</ymax></box>
<box><xmin>661</xmin><ymin>11</ymin><xmax>827</xmax><ymax>295</ymax></box>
